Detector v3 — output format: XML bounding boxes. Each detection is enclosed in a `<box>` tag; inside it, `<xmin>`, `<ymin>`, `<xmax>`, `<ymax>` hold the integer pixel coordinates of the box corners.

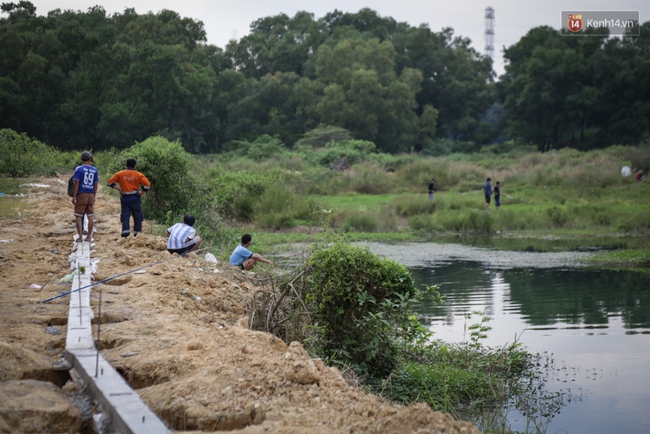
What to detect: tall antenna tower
<box><xmin>484</xmin><ymin>6</ymin><xmax>495</xmax><ymax>58</ymax></box>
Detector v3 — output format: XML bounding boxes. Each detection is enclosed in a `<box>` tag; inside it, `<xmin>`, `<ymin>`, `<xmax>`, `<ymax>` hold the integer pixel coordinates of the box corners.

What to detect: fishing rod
<box><xmin>41</xmin><ymin>247</ymin><xmax>209</xmax><ymax>304</ymax></box>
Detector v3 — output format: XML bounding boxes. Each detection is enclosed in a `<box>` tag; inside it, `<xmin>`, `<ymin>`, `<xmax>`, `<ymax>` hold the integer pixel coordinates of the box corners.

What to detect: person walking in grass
<box><xmin>494</xmin><ymin>181</ymin><xmax>501</xmax><ymax>210</ymax></box>
<box><xmin>428</xmin><ymin>178</ymin><xmax>438</xmax><ymax>200</ymax></box>
<box><xmin>107</xmin><ymin>158</ymin><xmax>151</xmax><ymax>237</ymax></box>
<box><xmin>72</xmin><ymin>151</ymin><xmax>98</xmax><ymax>242</ymax></box>
<box><xmin>229</xmin><ymin>234</ymin><xmax>274</xmax><ymax>271</ymax></box>
<box><xmin>483</xmin><ymin>178</ymin><xmax>493</xmax><ymax>211</ymax></box>
<box><xmin>167</xmin><ymin>215</ymin><xmax>201</xmax><ymax>255</ymax></box>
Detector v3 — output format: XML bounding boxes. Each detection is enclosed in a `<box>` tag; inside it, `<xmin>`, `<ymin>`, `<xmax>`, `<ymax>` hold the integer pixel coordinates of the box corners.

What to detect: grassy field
<box><xmin>3</xmin><ymin>142</ymin><xmax>649</xmax><ymax>265</ymax></box>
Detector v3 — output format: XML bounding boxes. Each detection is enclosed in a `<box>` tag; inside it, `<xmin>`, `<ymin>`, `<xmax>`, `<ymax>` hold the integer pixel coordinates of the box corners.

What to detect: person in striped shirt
<box><xmin>166</xmin><ymin>215</ymin><xmax>201</xmax><ymax>255</ymax></box>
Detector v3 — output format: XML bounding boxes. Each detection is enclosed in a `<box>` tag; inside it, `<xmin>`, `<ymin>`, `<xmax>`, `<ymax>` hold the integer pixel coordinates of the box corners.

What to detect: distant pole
<box><xmin>484</xmin><ymin>6</ymin><xmax>495</xmax><ymax>59</ymax></box>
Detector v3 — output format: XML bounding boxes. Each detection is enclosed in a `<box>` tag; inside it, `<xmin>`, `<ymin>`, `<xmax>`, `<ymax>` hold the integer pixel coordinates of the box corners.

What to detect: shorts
<box><xmin>485</xmin><ymin>195</ymin><xmax>491</xmax><ymax>204</ymax></box>
<box><xmin>168</xmin><ymin>239</ymin><xmax>196</xmax><ymax>255</ymax></box>
<box><xmin>74</xmin><ymin>193</ymin><xmax>95</xmax><ymax>217</ymax></box>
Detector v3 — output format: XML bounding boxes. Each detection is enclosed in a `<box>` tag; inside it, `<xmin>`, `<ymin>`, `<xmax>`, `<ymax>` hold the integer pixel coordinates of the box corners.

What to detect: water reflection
<box><xmin>410</xmin><ymin>261</ymin><xmax>650</xmax><ymax>434</ymax></box>
<box><xmin>412</xmin><ymin>262</ymin><xmax>650</xmax><ymax>331</ymax></box>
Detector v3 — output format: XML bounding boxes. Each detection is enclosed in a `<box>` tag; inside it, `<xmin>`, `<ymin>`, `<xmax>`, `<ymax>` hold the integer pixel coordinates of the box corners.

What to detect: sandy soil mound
<box><xmin>0</xmin><ymin>380</ymin><xmax>82</xmax><ymax>433</ymax></box>
<box><xmin>0</xmin><ymin>178</ymin><xmax>481</xmax><ymax>433</ymax></box>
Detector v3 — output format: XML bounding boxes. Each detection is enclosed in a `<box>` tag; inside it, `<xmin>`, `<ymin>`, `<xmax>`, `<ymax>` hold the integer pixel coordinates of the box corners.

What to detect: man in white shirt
<box><xmin>167</xmin><ymin>215</ymin><xmax>201</xmax><ymax>255</ymax></box>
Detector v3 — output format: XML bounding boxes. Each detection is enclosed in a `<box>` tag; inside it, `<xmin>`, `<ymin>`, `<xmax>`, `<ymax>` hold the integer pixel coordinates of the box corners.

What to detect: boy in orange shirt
<box><xmin>107</xmin><ymin>158</ymin><xmax>151</xmax><ymax>237</ymax></box>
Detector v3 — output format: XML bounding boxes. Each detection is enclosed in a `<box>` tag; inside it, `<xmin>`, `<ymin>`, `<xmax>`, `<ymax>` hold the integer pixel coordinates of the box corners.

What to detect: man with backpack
<box><xmin>71</xmin><ymin>151</ymin><xmax>98</xmax><ymax>242</ymax></box>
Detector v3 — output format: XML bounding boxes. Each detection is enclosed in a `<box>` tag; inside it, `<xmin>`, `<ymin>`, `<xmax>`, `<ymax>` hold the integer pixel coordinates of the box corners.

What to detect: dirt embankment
<box><xmin>0</xmin><ymin>178</ymin><xmax>482</xmax><ymax>434</ymax></box>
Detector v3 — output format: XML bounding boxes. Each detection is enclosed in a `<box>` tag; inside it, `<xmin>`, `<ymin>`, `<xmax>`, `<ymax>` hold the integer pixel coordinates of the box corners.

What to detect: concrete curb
<box><xmin>66</xmin><ymin>240</ymin><xmax>171</xmax><ymax>434</ymax></box>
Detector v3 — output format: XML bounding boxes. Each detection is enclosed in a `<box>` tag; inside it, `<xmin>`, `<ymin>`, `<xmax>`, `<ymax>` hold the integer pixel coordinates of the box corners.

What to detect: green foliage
<box><xmin>5</xmin><ymin>6</ymin><xmax>648</xmax><ymax>154</ymax></box>
<box><xmin>466</xmin><ymin>311</ymin><xmax>492</xmax><ymax>349</ymax></box>
<box><xmin>623</xmin><ymin>146</ymin><xmax>650</xmax><ymax>172</ymax></box>
<box><xmin>296</xmin><ymin>125</ymin><xmax>352</xmax><ymax>148</ymax></box>
<box><xmin>306</xmin><ymin>243</ymin><xmax>416</xmax><ymax>376</ymax></box>
<box><xmin>408</xmin><ymin>214</ymin><xmax>440</xmax><ymax>232</ymax></box>
<box><xmin>225</xmin><ymin>135</ymin><xmax>287</xmax><ymax>161</ymax></box>
<box><xmin>342</xmin><ymin>212</ymin><xmax>379</xmax><ymax>232</ymax></box>
<box><xmin>0</xmin><ymin>129</ymin><xmax>57</xmax><ymax>177</ymax></box>
<box><xmin>500</xmin><ymin>24</ymin><xmax>650</xmax><ymax>149</ymax></box>
<box><xmin>383</xmin><ymin>361</ymin><xmax>496</xmax><ymax>411</ymax></box>
<box><xmin>392</xmin><ymin>194</ymin><xmax>437</xmax><ymax>217</ymax></box>
<box><xmin>113</xmin><ymin>137</ymin><xmax>193</xmax><ymax>221</ymax></box>
<box><xmin>255</xmin><ymin>183</ymin><xmax>319</xmax><ymax>229</ymax></box>
<box><xmin>436</xmin><ymin>210</ymin><xmax>494</xmax><ymax>234</ymax></box>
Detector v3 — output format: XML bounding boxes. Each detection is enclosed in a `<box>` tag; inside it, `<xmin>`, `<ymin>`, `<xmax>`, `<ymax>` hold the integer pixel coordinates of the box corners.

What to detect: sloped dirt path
<box><xmin>0</xmin><ymin>178</ymin><xmax>481</xmax><ymax>434</ymax></box>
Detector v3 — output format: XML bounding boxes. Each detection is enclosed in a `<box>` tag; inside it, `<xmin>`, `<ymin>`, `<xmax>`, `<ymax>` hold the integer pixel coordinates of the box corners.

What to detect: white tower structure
<box><xmin>484</xmin><ymin>7</ymin><xmax>495</xmax><ymax>58</ymax></box>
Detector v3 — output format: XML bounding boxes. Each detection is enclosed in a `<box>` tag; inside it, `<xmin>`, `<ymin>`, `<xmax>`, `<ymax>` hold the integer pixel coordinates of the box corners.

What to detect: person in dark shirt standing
<box><xmin>428</xmin><ymin>178</ymin><xmax>438</xmax><ymax>200</ymax></box>
<box><xmin>494</xmin><ymin>181</ymin><xmax>501</xmax><ymax>210</ymax></box>
<box><xmin>483</xmin><ymin>178</ymin><xmax>493</xmax><ymax>211</ymax></box>
<box><xmin>72</xmin><ymin>151</ymin><xmax>99</xmax><ymax>242</ymax></box>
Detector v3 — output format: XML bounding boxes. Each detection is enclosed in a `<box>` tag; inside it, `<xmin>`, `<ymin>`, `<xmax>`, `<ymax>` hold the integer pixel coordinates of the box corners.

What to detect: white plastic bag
<box><xmin>205</xmin><ymin>252</ymin><xmax>218</xmax><ymax>264</ymax></box>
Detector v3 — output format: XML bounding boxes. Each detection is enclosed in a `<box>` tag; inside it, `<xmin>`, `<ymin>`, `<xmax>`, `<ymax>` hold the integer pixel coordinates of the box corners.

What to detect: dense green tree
<box><xmin>591</xmin><ymin>22</ymin><xmax>650</xmax><ymax>144</ymax></box>
<box><xmin>228</xmin><ymin>8</ymin><xmax>494</xmax><ymax>147</ymax></box>
<box><xmin>225</xmin><ymin>71</ymin><xmax>304</xmax><ymax>145</ymax></box>
<box><xmin>295</xmin><ymin>125</ymin><xmax>352</xmax><ymax>148</ymax></box>
<box><xmin>499</xmin><ymin>24</ymin><xmax>649</xmax><ymax>150</ymax></box>
<box><xmin>305</xmin><ymin>36</ymin><xmax>422</xmax><ymax>152</ymax></box>
<box><xmin>393</xmin><ymin>25</ymin><xmax>494</xmax><ymax>141</ymax></box>
<box><xmin>500</xmin><ymin>27</ymin><xmax>582</xmax><ymax>150</ymax></box>
<box><xmin>226</xmin><ymin>11</ymin><xmax>326</xmax><ymax>79</ymax></box>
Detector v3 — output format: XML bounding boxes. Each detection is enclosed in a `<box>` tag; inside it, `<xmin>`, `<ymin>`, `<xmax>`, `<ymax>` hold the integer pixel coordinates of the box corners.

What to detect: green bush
<box><xmin>436</xmin><ymin>210</ymin><xmax>493</xmax><ymax>234</ymax></box>
<box><xmin>295</xmin><ymin>125</ymin><xmax>352</xmax><ymax>148</ymax></box>
<box><xmin>392</xmin><ymin>194</ymin><xmax>437</xmax><ymax>216</ymax></box>
<box><xmin>111</xmin><ymin>137</ymin><xmax>194</xmax><ymax>221</ymax></box>
<box><xmin>546</xmin><ymin>206</ymin><xmax>568</xmax><ymax>228</ymax></box>
<box><xmin>302</xmin><ymin>146</ymin><xmax>362</xmax><ymax>167</ymax></box>
<box><xmin>342</xmin><ymin>212</ymin><xmax>379</xmax><ymax>232</ymax></box>
<box><xmin>408</xmin><ymin>214</ymin><xmax>440</xmax><ymax>232</ymax></box>
<box><xmin>384</xmin><ymin>362</ymin><xmax>495</xmax><ymax>410</ymax></box>
<box><xmin>493</xmin><ymin>208</ymin><xmax>544</xmax><ymax>231</ymax></box>
<box><xmin>0</xmin><ymin>129</ymin><xmax>58</xmax><ymax>177</ymax></box>
<box><xmin>254</xmin><ymin>183</ymin><xmax>319</xmax><ymax>229</ymax></box>
<box><xmin>306</xmin><ymin>243</ymin><xmax>416</xmax><ymax>376</ymax></box>
<box><xmin>343</xmin><ymin>162</ymin><xmax>394</xmax><ymax>195</ymax></box>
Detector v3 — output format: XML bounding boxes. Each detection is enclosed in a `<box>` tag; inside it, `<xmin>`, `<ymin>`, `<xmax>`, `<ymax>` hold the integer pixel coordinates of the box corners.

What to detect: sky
<box><xmin>17</xmin><ymin>1</ymin><xmax>650</xmax><ymax>76</ymax></box>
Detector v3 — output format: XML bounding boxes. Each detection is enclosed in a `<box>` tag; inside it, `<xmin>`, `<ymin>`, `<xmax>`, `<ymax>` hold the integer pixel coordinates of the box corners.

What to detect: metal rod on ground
<box><xmin>77</xmin><ymin>260</ymin><xmax>82</xmax><ymax>325</ymax></box>
<box><xmin>39</xmin><ymin>273</ymin><xmax>56</xmax><ymax>292</ymax></box>
<box><xmin>95</xmin><ymin>286</ymin><xmax>102</xmax><ymax>378</ymax></box>
<box><xmin>41</xmin><ymin>247</ymin><xmax>209</xmax><ymax>304</ymax></box>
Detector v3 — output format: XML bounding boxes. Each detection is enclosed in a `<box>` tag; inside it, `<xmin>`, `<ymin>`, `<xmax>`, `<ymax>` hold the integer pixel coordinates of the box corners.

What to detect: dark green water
<box><xmin>410</xmin><ymin>263</ymin><xmax>650</xmax><ymax>434</ymax></box>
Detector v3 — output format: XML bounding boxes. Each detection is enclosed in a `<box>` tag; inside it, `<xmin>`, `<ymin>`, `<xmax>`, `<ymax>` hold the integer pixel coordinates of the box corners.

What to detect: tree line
<box><xmin>0</xmin><ymin>2</ymin><xmax>648</xmax><ymax>154</ymax></box>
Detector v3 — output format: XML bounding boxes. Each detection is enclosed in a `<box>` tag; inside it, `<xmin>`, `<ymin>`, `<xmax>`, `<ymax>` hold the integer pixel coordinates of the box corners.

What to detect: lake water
<box><xmin>363</xmin><ymin>242</ymin><xmax>650</xmax><ymax>434</ymax></box>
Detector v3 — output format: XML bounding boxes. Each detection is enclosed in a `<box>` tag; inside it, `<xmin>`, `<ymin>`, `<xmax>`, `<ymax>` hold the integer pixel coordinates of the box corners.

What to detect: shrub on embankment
<box><xmin>0</xmin><ymin>129</ymin><xmax>58</xmax><ymax>177</ymax></box>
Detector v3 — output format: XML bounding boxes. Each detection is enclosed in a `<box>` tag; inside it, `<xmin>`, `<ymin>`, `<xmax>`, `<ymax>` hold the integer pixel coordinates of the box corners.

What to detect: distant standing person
<box><xmin>494</xmin><ymin>181</ymin><xmax>501</xmax><ymax>210</ymax></box>
<box><xmin>483</xmin><ymin>178</ymin><xmax>493</xmax><ymax>211</ymax></box>
<box><xmin>167</xmin><ymin>215</ymin><xmax>201</xmax><ymax>255</ymax></box>
<box><xmin>428</xmin><ymin>178</ymin><xmax>438</xmax><ymax>200</ymax></box>
<box><xmin>229</xmin><ymin>234</ymin><xmax>274</xmax><ymax>271</ymax></box>
<box><xmin>107</xmin><ymin>158</ymin><xmax>151</xmax><ymax>237</ymax></box>
<box><xmin>72</xmin><ymin>151</ymin><xmax>99</xmax><ymax>242</ymax></box>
